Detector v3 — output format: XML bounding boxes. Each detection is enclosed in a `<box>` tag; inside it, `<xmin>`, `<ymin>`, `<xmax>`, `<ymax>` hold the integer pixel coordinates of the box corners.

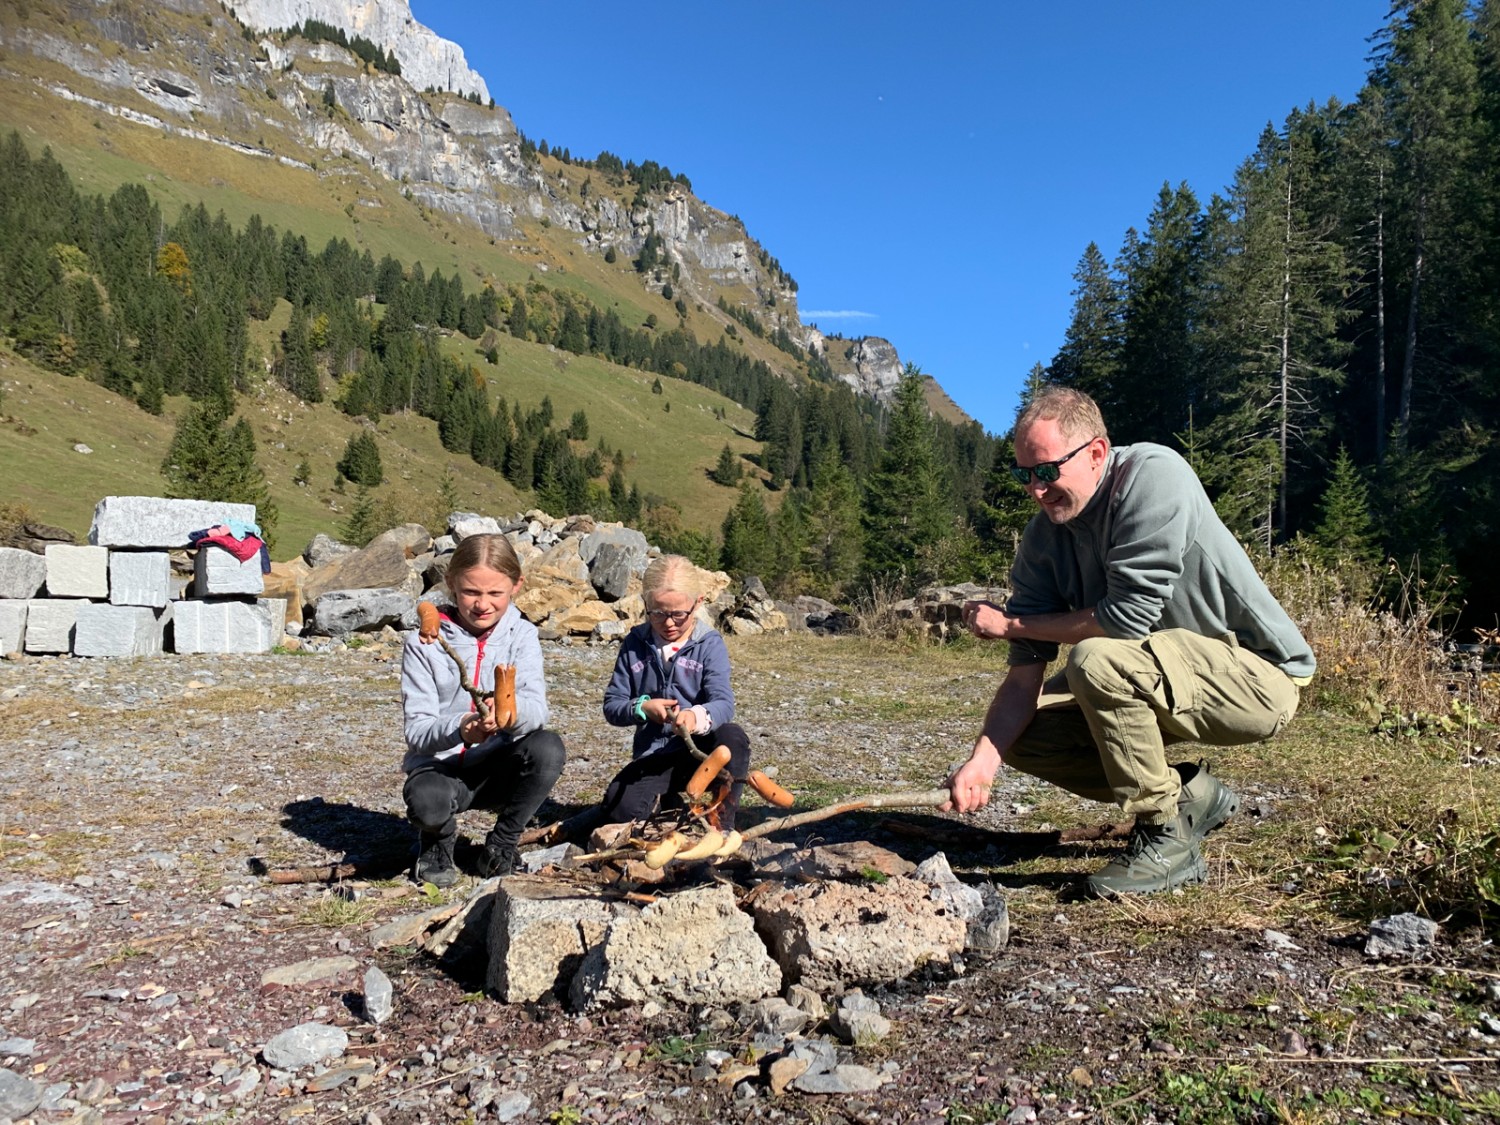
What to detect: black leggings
<box><xmin>598</xmin><ymin>722</ymin><xmax>751</xmax><ymax>829</ymax></box>
<box><xmin>404</xmin><ymin>728</ymin><xmax>566</xmax><ymax>849</ymax></box>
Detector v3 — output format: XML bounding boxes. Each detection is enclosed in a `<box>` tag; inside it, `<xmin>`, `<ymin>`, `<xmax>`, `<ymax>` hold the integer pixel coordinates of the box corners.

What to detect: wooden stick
<box><xmin>741</xmin><ymin>788</ymin><xmax>952</xmax><ymax>840</ymax></box>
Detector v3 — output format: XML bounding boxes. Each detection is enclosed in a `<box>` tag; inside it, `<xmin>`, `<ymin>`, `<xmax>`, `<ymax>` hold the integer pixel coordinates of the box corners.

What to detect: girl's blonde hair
<box><xmin>641</xmin><ymin>554</ymin><xmax>698</xmax><ymax>605</ymax></box>
<box><xmin>446</xmin><ymin>533</ymin><xmax>522</xmax><ymax>587</ymax></box>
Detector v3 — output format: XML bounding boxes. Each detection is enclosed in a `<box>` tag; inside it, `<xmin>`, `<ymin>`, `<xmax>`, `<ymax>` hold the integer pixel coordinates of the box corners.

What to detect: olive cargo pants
<box><xmin>1003</xmin><ymin>629</ymin><xmax>1301</xmax><ymax>822</ymax></box>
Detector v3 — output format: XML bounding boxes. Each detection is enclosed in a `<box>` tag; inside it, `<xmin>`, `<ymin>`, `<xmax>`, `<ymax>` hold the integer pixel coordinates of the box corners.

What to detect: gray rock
<box><xmin>488</xmin><ymin>875</ymin><xmax>627</xmax><ymax>1003</ymax></box>
<box><xmin>451</xmin><ymin>514</ymin><xmax>502</xmax><ymax>541</ymax></box>
<box><xmin>303</xmin><ymin>532</ymin><xmax>355</xmax><ymax>569</ymax></box>
<box><xmin>45</xmin><ymin>544</ymin><xmax>109</xmax><ymax>598</ymax></box>
<box><xmin>0</xmin><ymin>1038</ymin><xmax>35</xmax><ymax>1057</ymax></box>
<box><xmin>73</xmin><ymin>603</ymin><xmax>170</xmax><ymax>658</ymax></box>
<box><xmin>968</xmin><ymin>882</ymin><xmax>1011</xmax><ymax>953</ymax></box>
<box><xmin>310</xmin><ymin>588</ymin><xmax>416</xmax><ymax>636</ymax></box>
<box><xmin>746</xmin><ymin>997</ymin><xmax>811</xmax><ymax>1037</ymax></box>
<box><xmin>363</xmin><ymin>966</ymin><xmax>394</xmax><ymax>1024</ymax></box>
<box><xmin>0</xmin><ymin>601</ymin><xmax>26</xmax><ymax>653</ymax></box>
<box><xmin>914</xmin><ymin>852</ymin><xmax>985</xmax><ymax>922</ymax></box>
<box><xmin>1365</xmin><ymin>913</ymin><xmax>1439</xmax><ymax>959</ymax></box>
<box><xmin>788</xmin><ymin>1037</ymin><xmax>839</xmax><ymax>1074</ymax></box>
<box><xmin>172</xmin><ymin>599</ymin><xmax>276</xmax><ymax>654</ymax></box>
<box><xmin>261</xmin><ymin>1022</ymin><xmax>348</xmax><ymax>1070</ymax></box>
<box><xmin>193</xmin><ymin>545</ymin><xmax>265</xmax><ymax>596</ymax></box>
<box><xmin>588</xmin><ymin>541</ymin><xmax>642</xmax><ymax>601</ymax></box>
<box><xmin>0</xmin><ymin>1067</ymin><xmax>42</xmax><ymax>1120</ymax></box>
<box><xmin>0</xmin><ymin>547</ymin><xmax>48</xmax><ymax>600</ymax></box>
<box><xmin>89</xmin><ymin>496</ymin><xmax>256</xmax><ymax>548</ymax></box>
<box><xmin>570</xmin><ymin>883</ymin><xmax>782</xmax><ymax>1009</ymax></box>
<box><xmin>792</xmin><ymin>1063</ymin><xmax>887</xmax><ymax>1094</ymax></box>
<box><xmin>786</xmin><ymin>983</ymin><xmax>827</xmax><ymax>1022</ymax></box>
<box><xmin>578</xmin><ymin>524</ymin><xmax>648</xmax><ymax>566</ymax></box>
<box><xmin>260</xmin><ymin>955</ymin><xmax>357</xmax><ymax>988</ymax></box>
<box><xmin>23</xmin><ymin>598</ymin><xmax>83</xmax><ymax>653</ymax></box>
<box><xmin>108</xmin><ymin>550</ymin><xmax>170</xmax><ymax>608</ymax></box>
<box><xmin>518</xmin><ymin>843</ymin><xmax>578</xmax><ymax>872</ymax></box>
<box><xmin>829</xmin><ymin>991</ymin><xmax>890</xmax><ymax>1045</ymax></box>
<box><xmin>494</xmin><ymin>1091</ymin><xmax>532</xmax><ymax>1122</ymax></box>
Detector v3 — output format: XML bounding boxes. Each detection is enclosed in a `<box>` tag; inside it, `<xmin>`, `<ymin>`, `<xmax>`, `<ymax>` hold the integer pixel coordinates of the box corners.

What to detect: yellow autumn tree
<box><xmin>154</xmin><ymin>241</ymin><xmax>192</xmax><ymax>298</ymax></box>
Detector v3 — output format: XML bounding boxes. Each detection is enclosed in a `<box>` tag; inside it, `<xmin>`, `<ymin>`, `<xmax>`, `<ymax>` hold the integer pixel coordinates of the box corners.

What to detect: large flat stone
<box><xmin>487</xmin><ymin>876</ymin><xmax>628</xmax><ymax>1004</ymax></box>
<box><xmin>0</xmin><ymin>548</ymin><xmax>47</xmax><ymax>600</ymax></box>
<box><xmin>44</xmin><ymin>545</ymin><xmax>108</xmax><ymax>598</ymax></box>
<box><xmin>108</xmin><ymin>551</ymin><xmax>171</xmax><ymax>608</ymax></box>
<box><xmin>569</xmin><ymin>883</ymin><xmax>782</xmax><ymax>1010</ymax></box>
<box><xmin>73</xmin><ymin>604</ymin><xmax>170</xmax><ymax>658</ymax></box>
<box><xmin>89</xmin><ymin>496</ymin><xmax>256</xmax><ymax>549</ymax></box>
<box><xmin>0</xmin><ymin>601</ymin><xmax>26</xmax><ymax>653</ymax></box>
<box><xmin>23</xmin><ymin>599</ymin><xmax>84</xmax><ymax>654</ymax></box>
<box><xmin>172</xmin><ymin>599</ymin><xmax>276</xmax><ymax>654</ymax></box>
<box><xmin>193</xmin><ymin>546</ymin><xmax>264</xmax><ymax>596</ymax></box>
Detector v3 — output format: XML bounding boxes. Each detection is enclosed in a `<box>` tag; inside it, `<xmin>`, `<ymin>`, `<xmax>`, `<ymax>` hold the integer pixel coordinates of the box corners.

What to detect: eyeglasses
<box><xmin>1010</xmin><ymin>439</ymin><xmax>1096</xmax><ymax>486</ymax></box>
<box><xmin>647</xmin><ymin>609</ymin><xmax>695</xmax><ymax>625</ymax></box>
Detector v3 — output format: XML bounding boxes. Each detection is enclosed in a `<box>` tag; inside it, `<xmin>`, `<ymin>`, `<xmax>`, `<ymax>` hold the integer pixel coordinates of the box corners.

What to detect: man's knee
<box><xmin>1064</xmin><ymin>635</ymin><xmax>1131</xmax><ymax>696</ymax></box>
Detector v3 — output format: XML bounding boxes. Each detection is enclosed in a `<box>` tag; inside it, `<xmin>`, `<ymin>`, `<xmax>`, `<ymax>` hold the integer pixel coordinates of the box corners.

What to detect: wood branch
<box><xmin>260</xmin><ymin>852</ymin><xmax>409</xmax><ymax>884</ymax></box>
<box><xmin>436</xmin><ymin>634</ymin><xmax>487</xmax><ymax>706</ymax></box>
<box><xmin>741</xmin><ymin>788</ymin><xmax>952</xmax><ymax>840</ymax></box>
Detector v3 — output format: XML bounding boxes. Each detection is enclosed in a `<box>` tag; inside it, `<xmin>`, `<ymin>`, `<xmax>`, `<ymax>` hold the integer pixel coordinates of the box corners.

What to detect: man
<box><xmin>946</xmin><ymin>387</ymin><xmax>1314</xmax><ymax>895</ymax></box>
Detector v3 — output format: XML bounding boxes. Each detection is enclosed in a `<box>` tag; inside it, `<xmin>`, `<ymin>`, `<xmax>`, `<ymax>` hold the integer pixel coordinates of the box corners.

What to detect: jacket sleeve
<box><xmin>505</xmin><ymin>622</ymin><xmax>549</xmax><ymax>738</ymax></box>
<box><xmin>602</xmin><ymin>636</ymin><xmax>641</xmax><ymax>727</ymax></box>
<box><xmin>695</xmin><ymin>632</ymin><xmax>737</xmax><ymax>730</ymax></box>
<box><xmin>1005</xmin><ymin>518</ymin><xmax>1065</xmax><ymax>667</ymax></box>
<box><xmin>400</xmin><ymin>635</ymin><xmax>465</xmax><ymax>759</ymax></box>
<box><xmin>1096</xmin><ymin>451</ymin><xmax>1200</xmax><ymax>640</ymax></box>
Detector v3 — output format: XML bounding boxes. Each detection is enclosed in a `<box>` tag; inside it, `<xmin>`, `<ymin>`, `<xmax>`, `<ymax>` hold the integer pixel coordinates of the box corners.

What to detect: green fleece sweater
<box><xmin>1006</xmin><ymin>442</ymin><xmax>1316</xmax><ymax>680</ymax></box>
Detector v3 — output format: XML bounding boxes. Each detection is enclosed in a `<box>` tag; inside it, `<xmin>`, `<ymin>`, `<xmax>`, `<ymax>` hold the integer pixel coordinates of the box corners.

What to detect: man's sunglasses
<box><xmin>647</xmin><ymin>608</ymin><xmax>695</xmax><ymax>624</ymax></box>
<box><xmin>1010</xmin><ymin>439</ymin><xmax>1095</xmax><ymax>486</ymax></box>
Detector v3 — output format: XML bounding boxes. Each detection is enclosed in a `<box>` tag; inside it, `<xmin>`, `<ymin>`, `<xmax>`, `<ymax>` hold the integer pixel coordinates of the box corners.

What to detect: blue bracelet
<box><xmin>633</xmin><ymin>694</ymin><xmax>649</xmax><ymax>722</ymax></box>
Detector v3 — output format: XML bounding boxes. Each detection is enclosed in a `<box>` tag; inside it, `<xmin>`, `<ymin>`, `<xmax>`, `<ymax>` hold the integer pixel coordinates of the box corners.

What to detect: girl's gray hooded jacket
<box><xmin>400</xmin><ymin>603</ymin><xmax>549</xmax><ymax>773</ymax></box>
<box><xmin>602</xmin><ymin>619</ymin><xmax>735</xmax><ymax>759</ymax></box>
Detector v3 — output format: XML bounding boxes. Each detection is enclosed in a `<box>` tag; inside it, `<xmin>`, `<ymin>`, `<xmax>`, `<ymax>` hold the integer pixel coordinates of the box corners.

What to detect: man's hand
<box><xmin>943</xmin><ymin>742</ymin><xmax>1003</xmax><ymax>813</ymax></box>
<box><xmin>962</xmin><ymin>600</ymin><xmax>1015</xmax><ymax>640</ymax></box>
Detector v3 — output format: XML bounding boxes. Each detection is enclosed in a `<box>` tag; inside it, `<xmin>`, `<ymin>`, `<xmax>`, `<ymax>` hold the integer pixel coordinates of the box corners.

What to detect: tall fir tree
<box><xmin>860</xmin><ymin>365</ymin><xmax>953</xmax><ymax>587</ymax></box>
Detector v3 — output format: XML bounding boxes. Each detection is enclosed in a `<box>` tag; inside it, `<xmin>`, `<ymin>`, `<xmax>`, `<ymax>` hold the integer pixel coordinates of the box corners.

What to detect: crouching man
<box><xmin>946</xmin><ymin>388</ymin><xmax>1314</xmax><ymax>895</ymax></box>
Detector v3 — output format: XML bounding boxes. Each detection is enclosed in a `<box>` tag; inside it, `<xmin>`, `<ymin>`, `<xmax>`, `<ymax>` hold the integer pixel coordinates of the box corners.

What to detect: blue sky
<box><xmin>412</xmin><ymin>1</ymin><xmax>1390</xmax><ymax>435</ymax></box>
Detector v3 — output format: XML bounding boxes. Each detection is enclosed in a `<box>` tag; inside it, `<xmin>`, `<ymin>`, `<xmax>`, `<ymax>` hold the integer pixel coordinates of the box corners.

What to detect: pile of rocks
<box><xmin>0</xmin><ymin>496</ymin><xmax>284</xmax><ymax>657</ymax></box>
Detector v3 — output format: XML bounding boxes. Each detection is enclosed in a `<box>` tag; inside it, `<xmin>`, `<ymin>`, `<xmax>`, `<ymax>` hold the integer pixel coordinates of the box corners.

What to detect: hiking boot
<box><xmin>476</xmin><ymin>835</ymin><xmax>520</xmax><ymax>878</ymax></box>
<box><xmin>413</xmin><ymin>832</ymin><xmax>458</xmax><ymax>888</ymax></box>
<box><xmin>1086</xmin><ymin>819</ymin><xmax>1206</xmax><ymax>897</ymax></box>
<box><xmin>1174</xmin><ymin>760</ymin><xmax>1241</xmax><ymax>841</ymax></box>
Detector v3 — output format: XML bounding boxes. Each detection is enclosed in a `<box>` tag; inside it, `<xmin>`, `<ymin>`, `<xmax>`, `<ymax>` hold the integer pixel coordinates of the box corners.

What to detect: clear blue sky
<box><xmin>411</xmin><ymin>1</ymin><xmax>1389</xmax><ymax>435</ymax></box>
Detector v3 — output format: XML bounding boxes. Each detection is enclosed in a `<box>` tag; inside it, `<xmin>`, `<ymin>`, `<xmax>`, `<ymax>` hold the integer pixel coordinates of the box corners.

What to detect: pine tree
<box><xmin>1048</xmin><ymin>242</ymin><xmax>1121</xmax><ymax>399</ymax></box>
<box><xmin>336</xmin><ymin>431</ymin><xmax>383</xmax><ymax>486</ymax></box>
<box><xmin>709</xmin><ymin>443</ymin><xmax>742</xmax><ymax>486</ymax></box>
<box><xmin>1312</xmin><ymin>445</ymin><xmax>1379</xmax><ymax>563</ymax></box>
<box><xmin>799</xmin><ymin>451</ymin><xmax>864</xmax><ymax>599</ymax></box>
<box><xmin>861</xmin><ymin>365</ymin><xmax>953</xmax><ymax>587</ymax></box>
<box><xmin>161</xmin><ymin>402</ymin><xmax>278</xmax><ymax>544</ymax></box>
<box><xmin>719</xmin><ymin>481</ymin><xmax>773</xmax><ymax>578</ymax></box>
<box><xmin>340</xmin><ymin>485</ymin><xmax>379</xmax><ymax>546</ymax></box>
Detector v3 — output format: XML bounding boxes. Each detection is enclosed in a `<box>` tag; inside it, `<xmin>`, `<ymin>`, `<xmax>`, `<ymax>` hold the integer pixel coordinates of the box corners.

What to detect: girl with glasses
<box><xmin>567</xmin><ymin>554</ymin><xmax>752</xmax><ymax>840</ymax></box>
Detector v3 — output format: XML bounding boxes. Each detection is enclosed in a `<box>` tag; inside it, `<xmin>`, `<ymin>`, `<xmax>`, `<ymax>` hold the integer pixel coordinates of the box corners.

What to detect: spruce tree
<box><xmin>340</xmin><ymin>485</ymin><xmax>379</xmax><ymax>546</ymax></box>
<box><xmin>861</xmin><ymin>365</ymin><xmax>953</xmax><ymax>587</ymax></box>
<box><xmin>1313</xmin><ymin>445</ymin><xmax>1379</xmax><ymax>563</ymax></box>
<box><xmin>719</xmin><ymin>481</ymin><xmax>773</xmax><ymax>578</ymax></box>
<box><xmin>336</xmin><ymin>431</ymin><xmax>383</xmax><ymax>486</ymax></box>
<box><xmin>709</xmin><ymin>443</ymin><xmax>742</xmax><ymax>486</ymax></box>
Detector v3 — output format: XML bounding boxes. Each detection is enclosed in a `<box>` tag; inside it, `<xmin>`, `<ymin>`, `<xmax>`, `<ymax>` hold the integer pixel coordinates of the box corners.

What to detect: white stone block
<box><xmin>172</xmin><ymin>599</ymin><xmax>275</xmax><ymax>654</ymax></box>
<box><xmin>258</xmin><ymin>597</ymin><xmax>289</xmax><ymax>636</ymax></box>
<box><xmin>108</xmin><ymin>551</ymin><xmax>171</xmax><ymax>608</ymax></box>
<box><xmin>193</xmin><ymin>546</ymin><xmax>264</xmax><ymax>597</ymax></box>
<box><xmin>90</xmin><ymin>496</ymin><xmax>257</xmax><ymax>549</ymax></box>
<box><xmin>0</xmin><ymin>547</ymin><xmax>48</xmax><ymax>600</ymax></box>
<box><xmin>24</xmin><ymin>599</ymin><xmax>84</xmax><ymax>654</ymax></box>
<box><xmin>45</xmin><ymin>545</ymin><xmax>110</xmax><ymax>599</ymax></box>
<box><xmin>73</xmin><ymin>603</ymin><xmax>170</xmax><ymax>657</ymax></box>
<box><xmin>0</xmin><ymin>601</ymin><xmax>26</xmax><ymax>653</ymax></box>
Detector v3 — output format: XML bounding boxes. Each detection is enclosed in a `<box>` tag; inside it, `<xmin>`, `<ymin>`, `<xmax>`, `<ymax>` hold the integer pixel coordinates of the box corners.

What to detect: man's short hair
<box><xmin>1015</xmin><ymin>387</ymin><xmax>1109</xmax><ymax>444</ymax></box>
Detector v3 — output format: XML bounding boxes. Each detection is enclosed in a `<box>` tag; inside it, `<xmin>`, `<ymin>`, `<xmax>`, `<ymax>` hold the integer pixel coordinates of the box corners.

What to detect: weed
<box><xmin>298</xmin><ymin>894</ymin><xmax>373</xmax><ymax>928</ymax></box>
<box><xmin>645</xmin><ymin>1030</ymin><xmax>719</xmax><ymax>1065</ymax></box>
<box><xmin>547</xmin><ymin>1108</ymin><xmax>582</xmax><ymax>1125</ymax></box>
<box><xmin>859</xmin><ymin>866</ymin><xmax>889</xmax><ymax>885</ymax></box>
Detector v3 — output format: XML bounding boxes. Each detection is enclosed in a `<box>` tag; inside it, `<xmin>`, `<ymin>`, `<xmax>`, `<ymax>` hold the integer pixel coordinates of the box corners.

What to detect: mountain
<box><xmin>0</xmin><ymin>0</ymin><xmax>987</xmax><ymax>566</ymax></box>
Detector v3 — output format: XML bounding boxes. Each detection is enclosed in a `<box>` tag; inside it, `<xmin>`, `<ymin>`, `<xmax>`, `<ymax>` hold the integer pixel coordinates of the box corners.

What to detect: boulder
<box><xmin>570</xmin><ymin>883</ymin><xmax>781</xmax><ymax>1009</ymax></box>
<box><xmin>513</xmin><ymin>571</ymin><xmax>592</xmax><ymax>624</ymax></box>
<box><xmin>551</xmin><ymin>600</ymin><xmax>619</xmax><ymax>637</ymax></box>
<box><xmin>0</xmin><ymin>547</ymin><xmax>47</xmax><ymax>600</ymax></box>
<box><xmin>302</xmin><ymin>533</ymin><xmax>355</xmax><ymax>569</ymax></box>
<box><xmin>588</xmin><ymin>541</ymin><xmax>642</xmax><ymax>602</ymax></box>
<box><xmin>578</xmin><ymin>524</ymin><xmax>648</xmax><ymax>566</ymax></box>
<box><xmin>487</xmin><ymin>875</ymin><xmax>627</xmax><ymax>1003</ymax></box>
<box><xmin>311</xmin><ymin>588</ymin><xmax>416</xmax><ymax>636</ymax></box>
<box><xmin>0</xmin><ymin>520</ymin><xmax>74</xmax><ymax>554</ymax></box>
<box><xmin>754</xmin><ymin>841</ymin><xmax>916</xmax><ymax>882</ymax></box>
<box><xmin>24</xmin><ymin>598</ymin><xmax>83</xmax><ymax>653</ymax></box>
<box><xmin>89</xmin><ymin>496</ymin><xmax>256</xmax><ymax>548</ymax></box>
<box><xmin>73</xmin><ymin>604</ymin><xmax>170</xmax><ymax>657</ymax></box>
<box><xmin>173</xmin><ymin>599</ymin><xmax>276</xmax><ymax>654</ymax></box>
<box><xmin>263</xmin><ymin>558</ymin><xmax>310</xmax><ymax>630</ymax></box>
<box><xmin>303</xmin><ymin>537</ymin><xmax>417</xmax><ymax>605</ymax></box>
<box><xmin>451</xmin><ymin>513</ymin><xmax>502</xmax><ymax>541</ymax></box>
<box><xmin>192</xmin><ymin>545</ymin><xmax>264</xmax><ymax>597</ymax></box>
<box><xmin>0</xmin><ymin>601</ymin><xmax>25</xmax><ymax>653</ymax></box>
<box><xmin>44</xmin><ymin>544</ymin><xmax>109</xmax><ymax>598</ymax></box>
<box><xmin>108</xmin><ymin>551</ymin><xmax>170</xmax><ymax>608</ymax></box>
<box><xmin>751</xmin><ymin>876</ymin><xmax>967</xmax><ymax>990</ymax></box>
<box><xmin>532</xmin><ymin>537</ymin><xmax>589</xmax><ymax>584</ymax></box>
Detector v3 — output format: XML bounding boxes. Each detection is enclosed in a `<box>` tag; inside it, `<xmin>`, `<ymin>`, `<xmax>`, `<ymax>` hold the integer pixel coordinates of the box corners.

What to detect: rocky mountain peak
<box><xmin>231</xmin><ymin>0</ymin><xmax>490</xmax><ymax>102</ymax></box>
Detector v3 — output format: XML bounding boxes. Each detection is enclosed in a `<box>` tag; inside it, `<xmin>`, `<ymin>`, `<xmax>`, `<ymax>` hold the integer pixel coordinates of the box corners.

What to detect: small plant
<box><xmin>299</xmin><ymin>895</ymin><xmax>373</xmax><ymax>928</ymax></box>
<box><xmin>547</xmin><ymin>1108</ymin><xmax>582</xmax><ymax>1125</ymax></box>
<box><xmin>859</xmin><ymin>866</ymin><xmax>889</xmax><ymax>885</ymax></box>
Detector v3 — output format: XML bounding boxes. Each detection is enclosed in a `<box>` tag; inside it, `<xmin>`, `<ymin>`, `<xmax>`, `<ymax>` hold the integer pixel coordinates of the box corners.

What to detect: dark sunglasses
<box><xmin>1010</xmin><ymin>439</ymin><xmax>1095</xmax><ymax>486</ymax></box>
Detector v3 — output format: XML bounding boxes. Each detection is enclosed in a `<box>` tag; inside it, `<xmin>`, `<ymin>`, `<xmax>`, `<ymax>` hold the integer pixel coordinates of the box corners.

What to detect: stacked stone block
<box><xmin>0</xmin><ymin>495</ymin><xmax>279</xmax><ymax>657</ymax></box>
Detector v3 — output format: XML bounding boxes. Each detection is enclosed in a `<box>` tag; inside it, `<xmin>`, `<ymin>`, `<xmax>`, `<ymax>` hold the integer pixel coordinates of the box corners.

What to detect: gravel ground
<box><xmin>1</xmin><ymin>633</ymin><xmax>1497</xmax><ymax>1125</ymax></box>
